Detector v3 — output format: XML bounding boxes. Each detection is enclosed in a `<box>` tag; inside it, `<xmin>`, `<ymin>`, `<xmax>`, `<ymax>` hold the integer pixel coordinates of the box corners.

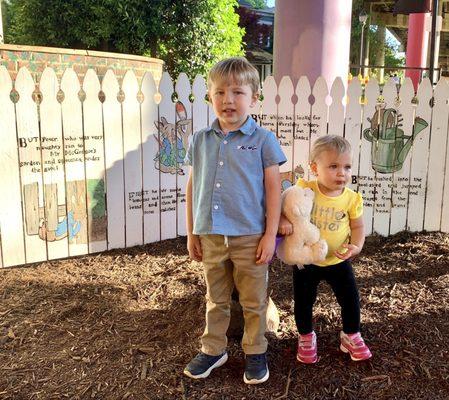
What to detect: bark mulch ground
<box><xmin>1</xmin><ymin>231</ymin><xmax>448</xmax><ymax>400</ymax></box>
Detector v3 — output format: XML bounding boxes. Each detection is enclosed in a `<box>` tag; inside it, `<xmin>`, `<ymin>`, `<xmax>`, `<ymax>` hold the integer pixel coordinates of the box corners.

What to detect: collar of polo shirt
<box><xmin>211</xmin><ymin>115</ymin><xmax>258</xmax><ymax>136</ymax></box>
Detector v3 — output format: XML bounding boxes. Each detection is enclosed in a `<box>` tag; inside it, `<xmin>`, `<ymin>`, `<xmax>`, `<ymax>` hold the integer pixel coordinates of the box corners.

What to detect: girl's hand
<box><xmin>187</xmin><ymin>234</ymin><xmax>203</xmax><ymax>261</ymax></box>
<box><xmin>256</xmin><ymin>234</ymin><xmax>276</xmax><ymax>264</ymax></box>
<box><xmin>334</xmin><ymin>243</ymin><xmax>360</xmax><ymax>261</ymax></box>
<box><xmin>278</xmin><ymin>214</ymin><xmax>293</xmax><ymax>236</ymax></box>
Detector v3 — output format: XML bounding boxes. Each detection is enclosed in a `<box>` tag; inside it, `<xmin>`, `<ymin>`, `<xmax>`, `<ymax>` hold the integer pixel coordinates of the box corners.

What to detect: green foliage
<box><xmin>246</xmin><ymin>0</ymin><xmax>267</xmax><ymax>9</ymax></box>
<box><xmin>4</xmin><ymin>0</ymin><xmax>244</xmax><ymax>77</ymax></box>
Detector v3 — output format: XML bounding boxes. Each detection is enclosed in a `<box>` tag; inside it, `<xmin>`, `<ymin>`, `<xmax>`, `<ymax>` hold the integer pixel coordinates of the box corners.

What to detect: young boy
<box><xmin>183</xmin><ymin>57</ymin><xmax>286</xmax><ymax>384</ymax></box>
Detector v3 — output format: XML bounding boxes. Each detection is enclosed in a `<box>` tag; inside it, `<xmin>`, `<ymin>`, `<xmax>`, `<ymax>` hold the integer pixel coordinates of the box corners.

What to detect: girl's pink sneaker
<box><xmin>297</xmin><ymin>331</ymin><xmax>317</xmax><ymax>364</ymax></box>
<box><xmin>339</xmin><ymin>331</ymin><xmax>372</xmax><ymax>361</ymax></box>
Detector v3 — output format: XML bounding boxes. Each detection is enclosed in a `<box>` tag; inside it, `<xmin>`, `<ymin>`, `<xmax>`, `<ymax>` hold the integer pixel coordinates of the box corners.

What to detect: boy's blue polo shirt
<box><xmin>185</xmin><ymin>116</ymin><xmax>286</xmax><ymax>236</ymax></box>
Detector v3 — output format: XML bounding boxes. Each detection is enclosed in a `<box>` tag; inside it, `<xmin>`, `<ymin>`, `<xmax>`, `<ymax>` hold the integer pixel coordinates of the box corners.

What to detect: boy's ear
<box><xmin>251</xmin><ymin>92</ymin><xmax>260</xmax><ymax>107</ymax></box>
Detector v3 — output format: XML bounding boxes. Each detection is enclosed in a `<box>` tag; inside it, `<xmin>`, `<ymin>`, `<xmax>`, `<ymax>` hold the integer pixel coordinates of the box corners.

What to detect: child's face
<box><xmin>310</xmin><ymin>149</ymin><xmax>352</xmax><ymax>196</ymax></box>
<box><xmin>208</xmin><ymin>79</ymin><xmax>258</xmax><ymax>133</ymax></box>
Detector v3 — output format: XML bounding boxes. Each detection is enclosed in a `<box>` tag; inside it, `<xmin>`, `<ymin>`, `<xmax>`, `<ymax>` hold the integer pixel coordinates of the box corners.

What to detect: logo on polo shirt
<box><xmin>237</xmin><ymin>145</ymin><xmax>258</xmax><ymax>151</ymax></box>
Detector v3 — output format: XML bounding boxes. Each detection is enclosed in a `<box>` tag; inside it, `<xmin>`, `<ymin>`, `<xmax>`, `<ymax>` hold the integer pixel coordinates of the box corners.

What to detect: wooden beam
<box><xmin>372</xmin><ymin>11</ymin><xmax>449</xmax><ymax>32</ymax></box>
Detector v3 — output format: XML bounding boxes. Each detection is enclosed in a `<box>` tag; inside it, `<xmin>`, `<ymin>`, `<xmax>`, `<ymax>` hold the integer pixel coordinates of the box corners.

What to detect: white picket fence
<box><xmin>0</xmin><ymin>66</ymin><xmax>448</xmax><ymax>268</ymax></box>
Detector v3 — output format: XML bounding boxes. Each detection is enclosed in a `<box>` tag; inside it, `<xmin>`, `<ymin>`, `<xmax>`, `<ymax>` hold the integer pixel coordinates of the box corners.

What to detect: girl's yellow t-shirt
<box><xmin>296</xmin><ymin>179</ymin><xmax>363</xmax><ymax>266</ymax></box>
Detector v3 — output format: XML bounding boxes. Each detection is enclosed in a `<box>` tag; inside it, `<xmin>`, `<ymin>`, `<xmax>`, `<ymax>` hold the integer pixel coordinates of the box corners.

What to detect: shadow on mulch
<box><xmin>0</xmin><ymin>231</ymin><xmax>448</xmax><ymax>399</ymax></box>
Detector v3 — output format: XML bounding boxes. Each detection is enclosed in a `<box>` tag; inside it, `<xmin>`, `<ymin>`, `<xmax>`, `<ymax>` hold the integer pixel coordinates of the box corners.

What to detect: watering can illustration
<box><xmin>363</xmin><ymin>106</ymin><xmax>428</xmax><ymax>173</ymax></box>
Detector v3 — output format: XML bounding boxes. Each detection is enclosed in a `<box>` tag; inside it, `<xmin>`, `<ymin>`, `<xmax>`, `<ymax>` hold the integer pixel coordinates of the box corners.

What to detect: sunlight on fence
<box><xmin>0</xmin><ymin>66</ymin><xmax>448</xmax><ymax>267</ymax></box>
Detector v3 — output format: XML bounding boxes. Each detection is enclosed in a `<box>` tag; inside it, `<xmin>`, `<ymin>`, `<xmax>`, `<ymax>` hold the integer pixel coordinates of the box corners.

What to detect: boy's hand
<box><xmin>187</xmin><ymin>234</ymin><xmax>203</xmax><ymax>261</ymax></box>
<box><xmin>256</xmin><ymin>233</ymin><xmax>276</xmax><ymax>264</ymax></box>
<box><xmin>278</xmin><ymin>214</ymin><xmax>293</xmax><ymax>236</ymax></box>
<box><xmin>334</xmin><ymin>243</ymin><xmax>360</xmax><ymax>261</ymax></box>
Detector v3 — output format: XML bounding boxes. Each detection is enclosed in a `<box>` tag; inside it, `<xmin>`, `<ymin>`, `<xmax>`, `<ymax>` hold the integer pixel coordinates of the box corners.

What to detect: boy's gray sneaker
<box><xmin>243</xmin><ymin>353</ymin><xmax>269</xmax><ymax>384</ymax></box>
<box><xmin>183</xmin><ymin>351</ymin><xmax>228</xmax><ymax>379</ymax></box>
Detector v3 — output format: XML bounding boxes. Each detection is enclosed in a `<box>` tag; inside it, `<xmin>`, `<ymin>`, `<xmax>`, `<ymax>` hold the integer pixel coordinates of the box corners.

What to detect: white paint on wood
<box><xmin>425</xmin><ymin>79</ymin><xmax>449</xmax><ymax>231</ymax></box>
<box><xmin>158</xmin><ymin>72</ymin><xmax>177</xmax><ymax>240</ymax></box>
<box><xmin>102</xmin><ymin>70</ymin><xmax>125</xmax><ymax>249</ymax></box>
<box><xmin>311</xmin><ymin>76</ymin><xmax>329</xmax><ymax>140</ymax></box>
<box><xmin>359</xmin><ymin>79</ymin><xmax>380</xmax><ymax>235</ymax></box>
<box><xmin>141</xmin><ymin>71</ymin><xmax>161</xmax><ymax>244</ymax></box>
<box><xmin>39</xmin><ymin>67</ymin><xmax>69</xmax><ymax>259</ymax></box>
<box><xmin>408</xmin><ymin>78</ymin><xmax>432</xmax><ymax>232</ymax></box>
<box><xmin>122</xmin><ymin>70</ymin><xmax>143</xmax><ymax>247</ymax></box>
<box><xmin>390</xmin><ymin>78</ymin><xmax>414</xmax><ymax>234</ymax></box>
<box><xmin>294</xmin><ymin>76</ymin><xmax>312</xmax><ymax>181</ymax></box>
<box><xmin>328</xmin><ymin>77</ymin><xmax>345</xmax><ymax>136</ymax></box>
<box><xmin>0</xmin><ymin>66</ymin><xmax>25</xmax><ymax>267</ymax></box>
<box><xmin>175</xmin><ymin>73</ymin><xmax>192</xmax><ymax>237</ymax></box>
<box><xmin>83</xmin><ymin>69</ymin><xmax>107</xmax><ymax>252</ymax></box>
<box><xmin>15</xmin><ymin>67</ymin><xmax>47</xmax><ymax>263</ymax></box>
<box><xmin>61</xmin><ymin>68</ymin><xmax>88</xmax><ymax>256</ymax></box>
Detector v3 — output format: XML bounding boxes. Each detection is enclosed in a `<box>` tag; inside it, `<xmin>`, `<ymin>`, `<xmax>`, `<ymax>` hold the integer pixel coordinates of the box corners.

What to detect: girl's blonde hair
<box><xmin>208</xmin><ymin>57</ymin><xmax>260</xmax><ymax>95</ymax></box>
<box><xmin>310</xmin><ymin>135</ymin><xmax>352</xmax><ymax>163</ymax></box>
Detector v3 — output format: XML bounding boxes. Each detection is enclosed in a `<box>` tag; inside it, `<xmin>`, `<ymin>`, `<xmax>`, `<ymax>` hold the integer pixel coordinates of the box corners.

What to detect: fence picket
<box><xmin>390</xmin><ymin>78</ymin><xmax>415</xmax><ymax>234</ymax></box>
<box><xmin>39</xmin><ymin>67</ymin><xmax>69</xmax><ymax>260</ymax></box>
<box><xmin>311</xmin><ymin>77</ymin><xmax>329</xmax><ymax>140</ymax></box>
<box><xmin>328</xmin><ymin>77</ymin><xmax>345</xmax><ymax>136</ymax></box>
<box><xmin>259</xmin><ymin>76</ymin><xmax>277</xmax><ymax>137</ymax></box>
<box><xmin>408</xmin><ymin>78</ymin><xmax>432</xmax><ymax>232</ymax></box>
<box><xmin>102</xmin><ymin>70</ymin><xmax>125</xmax><ymax>249</ymax></box>
<box><xmin>372</xmin><ymin>78</ymin><xmax>396</xmax><ymax>236</ymax></box>
<box><xmin>0</xmin><ymin>66</ymin><xmax>25</xmax><ymax>267</ymax></box>
<box><xmin>175</xmin><ymin>73</ymin><xmax>192</xmax><ymax>237</ymax></box>
<box><xmin>278</xmin><ymin>76</ymin><xmax>295</xmax><ymax>189</ymax></box>
<box><xmin>424</xmin><ymin>79</ymin><xmax>449</xmax><ymax>231</ymax></box>
<box><xmin>158</xmin><ymin>72</ymin><xmax>177</xmax><ymax>240</ymax></box>
<box><xmin>141</xmin><ymin>72</ymin><xmax>160</xmax><ymax>244</ymax></box>
<box><xmin>294</xmin><ymin>76</ymin><xmax>312</xmax><ymax>180</ymax></box>
<box><xmin>60</xmin><ymin>68</ymin><xmax>88</xmax><ymax>256</ymax></box>
<box><xmin>345</xmin><ymin>78</ymin><xmax>363</xmax><ymax>193</ymax></box>
<box><xmin>83</xmin><ymin>69</ymin><xmax>107</xmax><ymax>252</ymax></box>
<box><xmin>16</xmin><ymin>67</ymin><xmax>47</xmax><ymax>263</ymax></box>
<box><xmin>122</xmin><ymin>70</ymin><xmax>143</xmax><ymax>247</ymax></box>
<box><xmin>359</xmin><ymin>79</ymin><xmax>380</xmax><ymax>235</ymax></box>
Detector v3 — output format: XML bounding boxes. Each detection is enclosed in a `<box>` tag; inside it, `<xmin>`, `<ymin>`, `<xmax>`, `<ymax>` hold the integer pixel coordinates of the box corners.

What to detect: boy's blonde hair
<box><xmin>208</xmin><ymin>57</ymin><xmax>260</xmax><ymax>95</ymax></box>
<box><xmin>310</xmin><ymin>135</ymin><xmax>352</xmax><ymax>163</ymax></box>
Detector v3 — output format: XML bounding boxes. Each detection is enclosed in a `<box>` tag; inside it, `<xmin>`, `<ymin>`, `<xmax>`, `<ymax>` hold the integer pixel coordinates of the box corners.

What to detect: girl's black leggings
<box><xmin>292</xmin><ymin>260</ymin><xmax>361</xmax><ymax>335</ymax></box>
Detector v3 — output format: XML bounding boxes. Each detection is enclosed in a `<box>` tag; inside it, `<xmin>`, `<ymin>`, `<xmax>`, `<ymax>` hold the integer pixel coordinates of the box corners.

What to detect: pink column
<box><xmin>273</xmin><ymin>0</ymin><xmax>353</xmax><ymax>86</ymax></box>
<box><xmin>405</xmin><ymin>13</ymin><xmax>429</xmax><ymax>90</ymax></box>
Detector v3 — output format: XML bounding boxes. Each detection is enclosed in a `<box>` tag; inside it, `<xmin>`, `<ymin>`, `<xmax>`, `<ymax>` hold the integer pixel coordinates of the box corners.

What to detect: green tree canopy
<box><xmin>3</xmin><ymin>0</ymin><xmax>244</xmax><ymax>77</ymax></box>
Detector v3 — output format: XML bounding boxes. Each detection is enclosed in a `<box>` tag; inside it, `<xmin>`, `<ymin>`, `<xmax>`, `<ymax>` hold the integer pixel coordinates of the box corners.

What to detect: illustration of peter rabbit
<box><xmin>154</xmin><ymin>102</ymin><xmax>192</xmax><ymax>175</ymax></box>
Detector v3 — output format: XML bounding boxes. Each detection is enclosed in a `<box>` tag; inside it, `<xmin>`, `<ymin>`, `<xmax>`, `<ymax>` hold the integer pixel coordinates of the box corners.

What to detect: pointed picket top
<box><xmin>382</xmin><ymin>77</ymin><xmax>397</xmax><ymax>106</ymax></box>
<box><xmin>433</xmin><ymin>76</ymin><xmax>449</xmax><ymax>103</ymax></box>
<box><xmin>329</xmin><ymin>77</ymin><xmax>345</xmax><ymax>135</ymax></box>
<box><xmin>416</xmin><ymin>77</ymin><xmax>432</xmax><ymax>103</ymax></box>
<box><xmin>260</xmin><ymin>75</ymin><xmax>277</xmax><ymax>133</ymax></box>
<box><xmin>311</xmin><ymin>76</ymin><xmax>328</xmax><ymax>99</ymax></box>
<box><xmin>122</xmin><ymin>69</ymin><xmax>139</xmax><ymax>98</ymax></box>
<box><xmin>83</xmin><ymin>68</ymin><xmax>101</xmax><ymax>100</ymax></box>
<box><xmin>15</xmin><ymin>67</ymin><xmax>35</xmax><ymax>97</ymax></box>
<box><xmin>192</xmin><ymin>74</ymin><xmax>207</xmax><ymax>100</ymax></box>
<box><xmin>60</xmin><ymin>67</ymin><xmax>81</xmax><ymax>96</ymax></box>
<box><xmin>347</xmin><ymin>78</ymin><xmax>362</xmax><ymax>106</ymax></box>
<box><xmin>278</xmin><ymin>76</ymin><xmax>294</xmax><ymax>103</ymax></box>
<box><xmin>296</xmin><ymin>76</ymin><xmax>311</xmax><ymax>99</ymax></box>
<box><xmin>159</xmin><ymin>71</ymin><xmax>174</xmax><ymax>106</ymax></box>
<box><xmin>142</xmin><ymin>71</ymin><xmax>157</xmax><ymax>98</ymax></box>
<box><xmin>399</xmin><ymin>77</ymin><xmax>414</xmax><ymax>102</ymax></box>
<box><xmin>102</xmin><ymin>69</ymin><xmax>120</xmax><ymax>100</ymax></box>
<box><xmin>0</xmin><ymin>65</ymin><xmax>13</xmax><ymax>96</ymax></box>
<box><xmin>310</xmin><ymin>76</ymin><xmax>328</xmax><ymax>138</ymax></box>
<box><xmin>40</xmin><ymin>67</ymin><xmax>59</xmax><ymax>99</ymax></box>
<box><xmin>175</xmin><ymin>72</ymin><xmax>191</xmax><ymax>97</ymax></box>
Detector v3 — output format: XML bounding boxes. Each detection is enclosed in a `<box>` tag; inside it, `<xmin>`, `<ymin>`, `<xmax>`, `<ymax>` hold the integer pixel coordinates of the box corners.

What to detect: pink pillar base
<box><xmin>405</xmin><ymin>13</ymin><xmax>429</xmax><ymax>90</ymax></box>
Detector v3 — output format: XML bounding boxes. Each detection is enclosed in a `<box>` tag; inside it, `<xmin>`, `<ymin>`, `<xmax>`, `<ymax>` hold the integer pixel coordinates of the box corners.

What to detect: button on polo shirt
<box><xmin>185</xmin><ymin>116</ymin><xmax>287</xmax><ymax>236</ymax></box>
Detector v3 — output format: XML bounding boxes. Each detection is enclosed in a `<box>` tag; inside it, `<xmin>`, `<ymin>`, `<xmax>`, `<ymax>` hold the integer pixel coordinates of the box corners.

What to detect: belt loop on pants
<box><xmin>224</xmin><ymin>235</ymin><xmax>229</xmax><ymax>247</ymax></box>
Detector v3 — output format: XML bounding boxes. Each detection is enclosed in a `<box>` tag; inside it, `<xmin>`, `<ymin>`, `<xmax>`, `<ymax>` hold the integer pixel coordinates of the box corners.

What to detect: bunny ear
<box><xmin>176</xmin><ymin>101</ymin><xmax>187</xmax><ymax>120</ymax></box>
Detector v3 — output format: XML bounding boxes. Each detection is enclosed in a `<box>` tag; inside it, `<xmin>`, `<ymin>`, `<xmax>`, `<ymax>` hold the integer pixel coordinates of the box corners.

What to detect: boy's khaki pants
<box><xmin>199</xmin><ymin>234</ymin><xmax>268</xmax><ymax>356</ymax></box>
